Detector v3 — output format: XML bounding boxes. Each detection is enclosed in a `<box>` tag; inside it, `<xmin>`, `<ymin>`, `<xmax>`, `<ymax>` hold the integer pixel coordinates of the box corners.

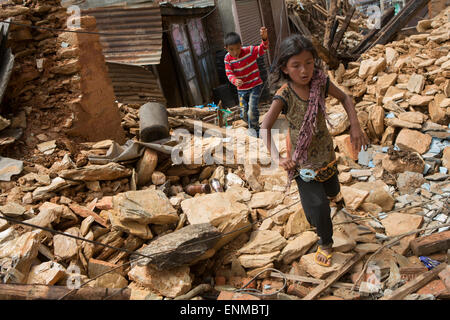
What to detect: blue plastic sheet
<box><xmin>420</xmin><ymin>256</ymin><xmax>440</xmax><ymax>270</ymax></box>
<box><xmin>193</xmin><ymin>102</ymin><xmax>219</xmax><ymax>110</ymax></box>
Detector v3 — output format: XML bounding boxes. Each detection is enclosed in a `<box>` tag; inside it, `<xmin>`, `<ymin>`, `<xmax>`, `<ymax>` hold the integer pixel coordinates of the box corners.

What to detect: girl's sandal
<box><xmin>315</xmin><ymin>246</ymin><xmax>332</xmax><ymax>267</ymax></box>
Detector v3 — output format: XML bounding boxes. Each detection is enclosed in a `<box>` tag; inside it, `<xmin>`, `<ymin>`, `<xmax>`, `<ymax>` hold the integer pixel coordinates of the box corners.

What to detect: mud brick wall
<box><xmin>1</xmin><ymin>0</ymin><xmax>125</xmax><ymax>162</ymax></box>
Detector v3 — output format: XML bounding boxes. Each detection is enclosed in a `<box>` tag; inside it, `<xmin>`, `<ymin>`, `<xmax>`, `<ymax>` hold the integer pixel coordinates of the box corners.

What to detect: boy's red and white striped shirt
<box><xmin>224</xmin><ymin>40</ymin><xmax>268</xmax><ymax>91</ymax></box>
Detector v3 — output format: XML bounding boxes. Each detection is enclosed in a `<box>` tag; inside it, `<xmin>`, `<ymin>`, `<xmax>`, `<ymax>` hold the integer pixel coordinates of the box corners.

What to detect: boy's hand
<box><xmin>235</xmin><ymin>79</ymin><xmax>244</xmax><ymax>87</ymax></box>
<box><xmin>260</xmin><ymin>27</ymin><xmax>268</xmax><ymax>41</ymax></box>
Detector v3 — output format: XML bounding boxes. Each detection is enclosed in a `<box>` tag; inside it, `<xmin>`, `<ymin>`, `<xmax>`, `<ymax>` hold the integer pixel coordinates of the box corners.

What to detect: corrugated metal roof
<box><xmin>62</xmin><ymin>0</ymin><xmax>156</xmax><ymax>9</ymax></box>
<box><xmin>159</xmin><ymin>0</ymin><xmax>215</xmax><ymax>9</ymax></box>
<box><xmin>82</xmin><ymin>5</ymin><xmax>163</xmax><ymax>65</ymax></box>
<box><xmin>106</xmin><ymin>62</ymin><xmax>166</xmax><ymax>105</ymax></box>
<box><xmin>63</xmin><ymin>0</ymin><xmax>214</xmax><ymax>9</ymax></box>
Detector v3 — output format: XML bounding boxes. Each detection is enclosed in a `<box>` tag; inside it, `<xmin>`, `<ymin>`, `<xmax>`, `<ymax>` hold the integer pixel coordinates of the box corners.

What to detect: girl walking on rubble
<box><xmin>261</xmin><ymin>35</ymin><xmax>369</xmax><ymax>267</ymax></box>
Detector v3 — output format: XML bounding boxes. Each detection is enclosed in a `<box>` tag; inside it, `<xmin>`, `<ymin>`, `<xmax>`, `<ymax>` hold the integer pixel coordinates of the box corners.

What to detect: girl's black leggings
<box><xmin>294</xmin><ymin>173</ymin><xmax>340</xmax><ymax>248</ymax></box>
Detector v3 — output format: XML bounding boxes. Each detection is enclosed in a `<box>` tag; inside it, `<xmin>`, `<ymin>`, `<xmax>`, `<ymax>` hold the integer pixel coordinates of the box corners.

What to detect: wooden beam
<box><xmin>327</xmin><ymin>18</ymin><xmax>340</xmax><ymax>50</ymax></box>
<box><xmin>410</xmin><ymin>230</ymin><xmax>450</xmax><ymax>256</ymax></box>
<box><xmin>312</xmin><ymin>3</ymin><xmax>328</xmax><ymax>16</ymax></box>
<box><xmin>312</xmin><ymin>3</ymin><xmax>358</xmax><ymax>29</ymax></box>
<box><xmin>380</xmin><ymin>263</ymin><xmax>447</xmax><ymax>300</ymax></box>
<box><xmin>323</xmin><ymin>0</ymin><xmax>338</xmax><ymax>48</ymax></box>
<box><xmin>302</xmin><ymin>252</ymin><xmax>365</xmax><ymax>300</ymax></box>
<box><xmin>288</xmin><ymin>10</ymin><xmax>312</xmax><ymax>37</ymax></box>
<box><xmin>69</xmin><ymin>203</ymin><xmax>109</xmax><ymax>228</ymax></box>
<box><xmin>331</xmin><ymin>6</ymin><xmax>356</xmax><ymax>52</ymax></box>
<box><xmin>169</xmin><ymin>117</ymin><xmax>228</xmax><ymax>137</ymax></box>
<box><xmin>270</xmin><ymin>272</ymin><xmax>357</xmax><ymax>290</ymax></box>
<box><xmin>167</xmin><ymin>107</ymin><xmax>216</xmax><ymax>118</ymax></box>
<box><xmin>0</xmin><ymin>283</ymin><xmax>130</xmax><ymax>300</ymax></box>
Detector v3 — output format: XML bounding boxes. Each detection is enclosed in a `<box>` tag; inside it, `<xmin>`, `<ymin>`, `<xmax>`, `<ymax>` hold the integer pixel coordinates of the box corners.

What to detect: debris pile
<box><xmin>286</xmin><ymin>0</ymin><xmax>367</xmax><ymax>63</ymax></box>
<box><xmin>0</xmin><ymin>1</ymin><xmax>449</xmax><ymax>301</ymax></box>
<box><xmin>0</xmin><ymin>0</ymin><xmax>125</xmax><ymax>163</ymax></box>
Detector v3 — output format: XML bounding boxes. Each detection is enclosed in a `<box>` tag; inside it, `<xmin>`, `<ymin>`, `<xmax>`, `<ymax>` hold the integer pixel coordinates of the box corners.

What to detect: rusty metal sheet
<box><xmin>82</xmin><ymin>5</ymin><xmax>163</xmax><ymax>65</ymax></box>
<box><xmin>106</xmin><ymin>62</ymin><xmax>166</xmax><ymax>105</ymax></box>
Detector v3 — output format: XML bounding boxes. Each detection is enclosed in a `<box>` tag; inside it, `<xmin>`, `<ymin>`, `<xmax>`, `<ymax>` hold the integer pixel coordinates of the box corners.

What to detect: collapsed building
<box><xmin>0</xmin><ymin>0</ymin><xmax>448</xmax><ymax>301</ymax></box>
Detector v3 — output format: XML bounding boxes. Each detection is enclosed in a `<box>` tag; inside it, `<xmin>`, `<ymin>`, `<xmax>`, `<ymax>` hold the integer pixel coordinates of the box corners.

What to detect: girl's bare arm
<box><xmin>261</xmin><ymin>99</ymin><xmax>296</xmax><ymax>170</ymax></box>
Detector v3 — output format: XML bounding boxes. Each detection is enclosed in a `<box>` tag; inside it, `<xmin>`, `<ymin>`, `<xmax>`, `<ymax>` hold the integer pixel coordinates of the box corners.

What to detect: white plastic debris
<box><xmin>423</xmin><ymin>163</ymin><xmax>431</xmax><ymax>175</ymax></box>
<box><xmin>378</xmin><ymin>212</ymin><xmax>388</xmax><ymax>220</ymax></box>
<box><xmin>225</xmin><ymin>172</ymin><xmax>244</xmax><ymax>188</ymax></box>
<box><xmin>358</xmin><ymin>147</ymin><xmax>372</xmax><ymax>166</ymax></box>
<box><xmin>433</xmin><ymin>214</ymin><xmax>448</xmax><ymax>223</ymax></box>
<box><xmin>421</xmin><ymin>183</ymin><xmax>431</xmax><ymax>191</ymax></box>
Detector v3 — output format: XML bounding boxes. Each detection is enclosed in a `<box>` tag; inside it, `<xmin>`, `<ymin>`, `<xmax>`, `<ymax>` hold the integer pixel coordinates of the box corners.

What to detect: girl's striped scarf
<box><xmin>287</xmin><ymin>68</ymin><xmax>330</xmax><ymax>187</ymax></box>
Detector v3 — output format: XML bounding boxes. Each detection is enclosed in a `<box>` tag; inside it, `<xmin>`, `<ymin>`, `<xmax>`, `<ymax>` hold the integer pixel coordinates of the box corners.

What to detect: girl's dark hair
<box><xmin>269</xmin><ymin>34</ymin><xmax>322</xmax><ymax>90</ymax></box>
<box><xmin>224</xmin><ymin>32</ymin><xmax>242</xmax><ymax>46</ymax></box>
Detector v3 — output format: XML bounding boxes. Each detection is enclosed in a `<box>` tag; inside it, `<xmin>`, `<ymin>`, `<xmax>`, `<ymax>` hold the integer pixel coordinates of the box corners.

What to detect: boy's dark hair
<box><xmin>270</xmin><ymin>34</ymin><xmax>322</xmax><ymax>90</ymax></box>
<box><xmin>224</xmin><ymin>32</ymin><xmax>242</xmax><ymax>46</ymax></box>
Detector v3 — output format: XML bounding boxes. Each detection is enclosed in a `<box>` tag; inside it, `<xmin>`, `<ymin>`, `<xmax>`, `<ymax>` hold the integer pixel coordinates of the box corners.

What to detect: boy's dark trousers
<box><xmin>295</xmin><ymin>173</ymin><xmax>340</xmax><ymax>247</ymax></box>
<box><xmin>237</xmin><ymin>84</ymin><xmax>262</xmax><ymax>136</ymax></box>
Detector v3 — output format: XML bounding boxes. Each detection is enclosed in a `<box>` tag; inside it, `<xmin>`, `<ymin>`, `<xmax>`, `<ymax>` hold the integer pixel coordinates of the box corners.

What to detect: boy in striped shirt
<box><xmin>224</xmin><ymin>27</ymin><xmax>269</xmax><ymax>137</ymax></box>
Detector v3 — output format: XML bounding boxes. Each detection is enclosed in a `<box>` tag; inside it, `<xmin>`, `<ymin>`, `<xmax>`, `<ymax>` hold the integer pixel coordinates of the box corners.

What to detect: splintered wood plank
<box><xmin>323</xmin><ymin>0</ymin><xmax>338</xmax><ymax>48</ymax></box>
<box><xmin>410</xmin><ymin>230</ymin><xmax>450</xmax><ymax>256</ymax></box>
<box><xmin>170</xmin><ymin>117</ymin><xmax>228</xmax><ymax>137</ymax></box>
<box><xmin>288</xmin><ymin>10</ymin><xmax>312</xmax><ymax>37</ymax></box>
<box><xmin>302</xmin><ymin>252</ymin><xmax>365</xmax><ymax>300</ymax></box>
<box><xmin>331</xmin><ymin>6</ymin><xmax>356</xmax><ymax>52</ymax></box>
<box><xmin>380</xmin><ymin>263</ymin><xmax>447</xmax><ymax>300</ymax></box>
<box><xmin>0</xmin><ymin>283</ymin><xmax>130</xmax><ymax>300</ymax></box>
<box><xmin>69</xmin><ymin>203</ymin><xmax>108</xmax><ymax>228</ymax></box>
<box><xmin>270</xmin><ymin>272</ymin><xmax>355</xmax><ymax>290</ymax></box>
<box><xmin>328</xmin><ymin>19</ymin><xmax>339</xmax><ymax>50</ymax></box>
<box><xmin>167</xmin><ymin>107</ymin><xmax>215</xmax><ymax>118</ymax></box>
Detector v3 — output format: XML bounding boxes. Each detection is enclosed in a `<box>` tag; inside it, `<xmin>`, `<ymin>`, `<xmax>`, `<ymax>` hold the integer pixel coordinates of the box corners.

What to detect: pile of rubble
<box><xmin>0</xmin><ymin>119</ymin><xmax>448</xmax><ymax>300</ymax></box>
<box><xmin>0</xmin><ymin>0</ymin><xmax>125</xmax><ymax>164</ymax></box>
<box><xmin>286</xmin><ymin>0</ymin><xmax>367</xmax><ymax>56</ymax></box>
<box><xmin>0</xmin><ymin>2</ymin><xmax>449</xmax><ymax>301</ymax></box>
